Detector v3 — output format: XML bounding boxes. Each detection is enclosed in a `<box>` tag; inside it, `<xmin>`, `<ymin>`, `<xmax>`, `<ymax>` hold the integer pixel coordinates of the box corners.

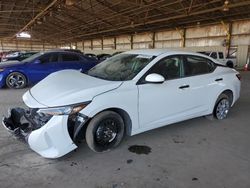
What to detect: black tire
<box><xmin>213</xmin><ymin>94</ymin><xmax>231</xmax><ymax>120</ymax></box>
<box><xmin>6</xmin><ymin>72</ymin><xmax>27</xmax><ymax>89</ymax></box>
<box><xmin>85</xmin><ymin>111</ymin><xmax>125</xmax><ymax>152</ymax></box>
<box><xmin>226</xmin><ymin>61</ymin><xmax>233</xmax><ymax>68</ymax></box>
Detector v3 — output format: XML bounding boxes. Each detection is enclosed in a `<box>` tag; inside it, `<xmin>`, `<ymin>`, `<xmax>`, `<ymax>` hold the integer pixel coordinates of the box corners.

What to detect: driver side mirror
<box><xmin>145</xmin><ymin>73</ymin><xmax>165</xmax><ymax>84</ymax></box>
<box><xmin>33</xmin><ymin>59</ymin><xmax>41</xmax><ymax>64</ymax></box>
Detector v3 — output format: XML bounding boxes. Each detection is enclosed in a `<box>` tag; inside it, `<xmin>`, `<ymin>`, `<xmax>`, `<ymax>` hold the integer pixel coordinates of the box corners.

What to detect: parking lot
<box><xmin>0</xmin><ymin>71</ymin><xmax>249</xmax><ymax>188</ymax></box>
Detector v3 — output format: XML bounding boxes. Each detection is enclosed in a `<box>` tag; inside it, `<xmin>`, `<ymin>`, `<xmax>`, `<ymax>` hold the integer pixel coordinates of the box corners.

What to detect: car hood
<box><xmin>24</xmin><ymin>70</ymin><xmax>123</xmax><ymax>108</ymax></box>
<box><xmin>0</xmin><ymin>60</ymin><xmax>24</xmax><ymax>68</ymax></box>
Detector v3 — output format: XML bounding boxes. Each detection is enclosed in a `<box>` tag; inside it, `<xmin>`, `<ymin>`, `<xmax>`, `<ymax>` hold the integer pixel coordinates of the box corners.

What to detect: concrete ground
<box><xmin>0</xmin><ymin>72</ymin><xmax>249</xmax><ymax>188</ymax></box>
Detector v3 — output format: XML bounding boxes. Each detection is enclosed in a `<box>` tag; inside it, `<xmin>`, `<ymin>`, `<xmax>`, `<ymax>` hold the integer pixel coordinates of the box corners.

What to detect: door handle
<box><xmin>215</xmin><ymin>78</ymin><xmax>223</xmax><ymax>81</ymax></box>
<box><xmin>179</xmin><ymin>85</ymin><xmax>190</xmax><ymax>89</ymax></box>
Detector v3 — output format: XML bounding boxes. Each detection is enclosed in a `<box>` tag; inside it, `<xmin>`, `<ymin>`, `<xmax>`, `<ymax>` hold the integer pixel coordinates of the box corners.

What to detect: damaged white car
<box><xmin>2</xmin><ymin>49</ymin><xmax>241</xmax><ymax>158</ymax></box>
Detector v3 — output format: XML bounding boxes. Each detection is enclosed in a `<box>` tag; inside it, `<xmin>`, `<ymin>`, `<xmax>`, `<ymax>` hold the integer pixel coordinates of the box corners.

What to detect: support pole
<box><xmin>130</xmin><ymin>35</ymin><xmax>133</xmax><ymax>49</ymax></box>
<box><xmin>221</xmin><ymin>21</ymin><xmax>232</xmax><ymax>57</ymax></box>
<box><xmin>152</xmin><ymin>32</ymin><xmax>155</xmax><ymax>49</ymax></box>
<box><xmin>101</xmin><ymin>37</ymin><xmax>103</xmax><ymax>50</ymax></box>
<box><xmin>91</xmin><ymin>39</ymin><xmax>93</xmax><ymax>50</ymax></box>
<box><xmin>42</xmin><ymin>41</ymin><xmax>45</xmax><ymax>51</ymax></box>
<box><xmin>176</xmin><ymin>27</ymin><xmax>186</xmax><ymax>48</ymax></box>
<box><xmin>227</xmin><ymin>22</ymin><xmax>232</xmax><ymax>57</ymax></box>
<box><xmin>114</xmin><ymin>36</ymin><xmax>116</xmax><ymax>50</ymax></box>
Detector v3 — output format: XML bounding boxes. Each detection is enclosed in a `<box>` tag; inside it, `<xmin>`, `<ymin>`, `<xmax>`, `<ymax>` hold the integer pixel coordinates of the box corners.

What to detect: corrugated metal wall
<box><xmin>0</xmin><ymin>39</ymin><xmax>57</xmax><ymax>52</ymax></box>
<box><xmin>1</xmin><ymin>20</ymin><xmax>249</xmax><ymax>67</ymax></box>
<box><xmin>79</xmin><ymin>20</ymin><xmax>250</xmax><ymax>67</ymax></box>
<box><xmin>155</xmin><ymin>30</ymin><xmax>182</xmax><ymax>48</ymax></box>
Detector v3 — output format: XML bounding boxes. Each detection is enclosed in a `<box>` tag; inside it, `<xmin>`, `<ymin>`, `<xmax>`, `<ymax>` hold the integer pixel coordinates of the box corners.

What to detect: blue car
<box><xmin>0</xmin><ymin>51</ymin><xmax>97</xmax><ymax>89</ymax></box>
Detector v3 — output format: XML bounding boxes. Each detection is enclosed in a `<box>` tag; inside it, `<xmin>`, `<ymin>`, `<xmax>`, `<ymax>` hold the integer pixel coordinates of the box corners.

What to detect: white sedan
<box><xmin>2</xmin><ymin>49</ymin><xmax>241</xmax><ymax>158</ymax></box>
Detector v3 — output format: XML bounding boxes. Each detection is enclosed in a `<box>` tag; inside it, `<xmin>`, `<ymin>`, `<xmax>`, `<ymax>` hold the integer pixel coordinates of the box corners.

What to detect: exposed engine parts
<box><xmin>2</xmin><ymin>108</ymin><xmax>52</xmax><ymax>141</ymax></box>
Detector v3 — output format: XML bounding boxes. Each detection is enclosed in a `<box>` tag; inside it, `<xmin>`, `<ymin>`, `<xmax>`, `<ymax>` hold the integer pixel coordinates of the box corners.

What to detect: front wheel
<box><xmin>213</xmin><ymin>94</ymin><xmax>231</xmax><ymax>120</ymax></box>
<box><xmin>6</xmin><ymin>72</ymin><xmax>27</xmax><ymax>89</ymax></box>
<box><xmin>85</xmin><ymin>111</ymin><xmax>125</xmax><ymax>152</ymax></box>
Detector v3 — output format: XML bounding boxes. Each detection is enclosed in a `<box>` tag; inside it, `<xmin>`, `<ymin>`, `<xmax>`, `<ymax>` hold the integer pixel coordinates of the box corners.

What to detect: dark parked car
<box><xmin>1</xmin><ymin>51</ymin><xmax>38</xmax><ymax>62</ymax></box>
<box><xmin>63</xmin><ymin>49</ymin><xmax>83</xmax><ymax>54</ymax></box>
<box><xmin>112</xmin><ymin>51</ymin><xmax>123</xmax><ymax>56</ymax></box>
<box><xmin>0</xmin><ymin>51</ymin><xmax>20</xmax><ymax>62</ymax></box>
<box><xmin>0</xmin><ymin>51</ymin><xmax>97</xmax><ymax>89</ymax></box>
<box><xmin>97</xmin><ymin>53</ymin><xmax>111</xmax><ymax>61</ymax></box>
<box><xmin>85</xmin><ymin>53</ymin><xmax>98</xmax><ymax>60</ymax></box>
<box><xmin>0</xmin><ymin>52</ymin><xmax>7</xmax><ymax>61</ymax></box>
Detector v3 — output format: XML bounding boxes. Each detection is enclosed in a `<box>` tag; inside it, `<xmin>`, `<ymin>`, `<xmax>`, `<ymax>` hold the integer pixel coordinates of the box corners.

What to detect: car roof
<box><xmin>124</xmin><ymin>49</ymin><xmax>210</xmax><ymax>57</ymax></box>
<box><xmin>44</xmin><ymin>50</ymin><xmax>73</xmax><ymax>53</ymax></box>
<box><xmin>42</xmin><ymin>50</ymin><xmax>83</xmax><ymax>55</ymax></box>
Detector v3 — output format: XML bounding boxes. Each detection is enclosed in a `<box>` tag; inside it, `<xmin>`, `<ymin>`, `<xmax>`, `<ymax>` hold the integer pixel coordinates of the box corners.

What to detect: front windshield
<box><xmin>87</xmin><ymin>53</ymin><xmax>155</xmax><ymax>81</ymax></box>
<box><xmin>21</xmin><ymin>52</ymin><xmax>43</xmax><ymax>63</ymax></box>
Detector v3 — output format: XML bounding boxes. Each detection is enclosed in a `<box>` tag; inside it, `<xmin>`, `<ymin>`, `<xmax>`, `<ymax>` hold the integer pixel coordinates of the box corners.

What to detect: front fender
<box><xmin>0</xmin><ymin>72</ymin><xmax>7</xmax><ymax>88</ymax></box>
<box><xmin>79</xmin><ymin>84</ymin><xmax>139</xmax><ymax>135</ymax></box>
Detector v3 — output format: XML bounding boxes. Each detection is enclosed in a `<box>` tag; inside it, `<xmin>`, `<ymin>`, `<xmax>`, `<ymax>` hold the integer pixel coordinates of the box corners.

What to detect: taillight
<box><xmin>236</xmin><ymin>73</ymin><xmax>241</xmax><ymax>81</ymax></box>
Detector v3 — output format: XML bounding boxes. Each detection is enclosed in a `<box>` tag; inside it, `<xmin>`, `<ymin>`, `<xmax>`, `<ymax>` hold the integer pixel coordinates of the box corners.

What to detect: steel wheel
<box><xmin>215</xmin><ymin>98</ymin><xmax>230</xmax><ymax>120</ymax></box>
<box><xmin>95</xmin><ymin>118</ymin><xmax>118</xmax><ymax>146</ymax></box>
<box><xmin>86</xmin><ymin>111</ymin><xmax>125</xmax><ymax>152</ymax></box>
<box><xmin>6</xmin><ymin>72</ymin><xmax>27</xmax><ymax>89</ymax></box>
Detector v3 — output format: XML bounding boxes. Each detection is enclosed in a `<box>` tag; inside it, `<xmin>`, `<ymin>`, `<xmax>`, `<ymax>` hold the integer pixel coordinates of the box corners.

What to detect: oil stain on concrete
<box><xmin>128</xmin><ymin>145</ymin><xmax>151</xmax><ymax>155</ymax></box>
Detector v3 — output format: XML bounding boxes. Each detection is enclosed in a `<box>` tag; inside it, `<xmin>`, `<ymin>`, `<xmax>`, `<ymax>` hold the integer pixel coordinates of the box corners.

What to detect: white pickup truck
<box><xmin>198</xmin><ymin>51</ymin><xmax>237</xmax><ymax>68</ymax></box>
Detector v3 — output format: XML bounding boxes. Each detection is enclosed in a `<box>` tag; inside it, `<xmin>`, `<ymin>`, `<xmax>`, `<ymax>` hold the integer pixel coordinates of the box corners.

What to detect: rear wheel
<box><xmin>6</xmin><ymin>72</ymin><xmax>27</xmax><ymax>89</ymax></box>
<box><xmin>85</xmin><ymin>111</ymin><xmax>125</xmax><ymax>152</ymax></box>
<box><xmin>213</xmin><ymin>94</ymin><xmax>231</xmax><ymax>120</ymax></box>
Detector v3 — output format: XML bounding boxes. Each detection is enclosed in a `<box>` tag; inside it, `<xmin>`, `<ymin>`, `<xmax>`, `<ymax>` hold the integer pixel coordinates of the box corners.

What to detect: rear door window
<box><xmin>183</xmin><ymin>55</ymin><xmax>215</xmax><ymax>76</ymax></box>
<box><xmin>61</xmin><ymin>54</ymin><xmax>80</xmax><ymax>61</ymax></box>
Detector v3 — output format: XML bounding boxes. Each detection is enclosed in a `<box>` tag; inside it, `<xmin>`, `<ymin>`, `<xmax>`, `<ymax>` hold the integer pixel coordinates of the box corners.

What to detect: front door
<box><xmin>138</xmin><ymin>55</ymin><xmax>195</xmax><ymax>130</ymax></box>
<box><xmin>27</xmin><ymin>53</ymin><xmax>59</xmax><ymax>83</ymax></box>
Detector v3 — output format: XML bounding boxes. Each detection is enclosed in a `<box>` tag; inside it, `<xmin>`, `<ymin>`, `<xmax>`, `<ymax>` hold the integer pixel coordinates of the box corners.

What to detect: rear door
<box><xmin>182</xmin><ymin>55</ymin><xmax>219</xmax><ymax>113</ymax></box>
<box><xmin>59</xmin><ymin>52</ymin><xmax>97</xmax><ymax>72</ymax></box>
<box><xmin>78</xmin><ymin>56</ymin><xmax>97</xmax><ymax>72</ymax></box>
<box><xmin>58</xmin><ymin>53</ymin><xmax>82</xmax><ymax>71</ymax></box>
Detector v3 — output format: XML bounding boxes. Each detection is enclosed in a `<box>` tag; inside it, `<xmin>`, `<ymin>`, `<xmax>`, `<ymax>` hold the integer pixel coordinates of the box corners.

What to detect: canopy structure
<box><xmin>0</xmin><ymin>0</ymin><xmax>250</xmax><ymax>43</ymax></box>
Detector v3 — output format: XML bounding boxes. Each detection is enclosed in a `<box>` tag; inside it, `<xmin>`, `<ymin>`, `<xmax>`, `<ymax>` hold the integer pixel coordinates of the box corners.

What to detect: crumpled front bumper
<box><xmin>2</xmin><ymin>108</ymin><xmax>33</xmax><ymax>142</ymax></box>
<box><xmin>2</xmin><ymin>108</ymin><xmax>87</xmax><ymax>158</ymax></box>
